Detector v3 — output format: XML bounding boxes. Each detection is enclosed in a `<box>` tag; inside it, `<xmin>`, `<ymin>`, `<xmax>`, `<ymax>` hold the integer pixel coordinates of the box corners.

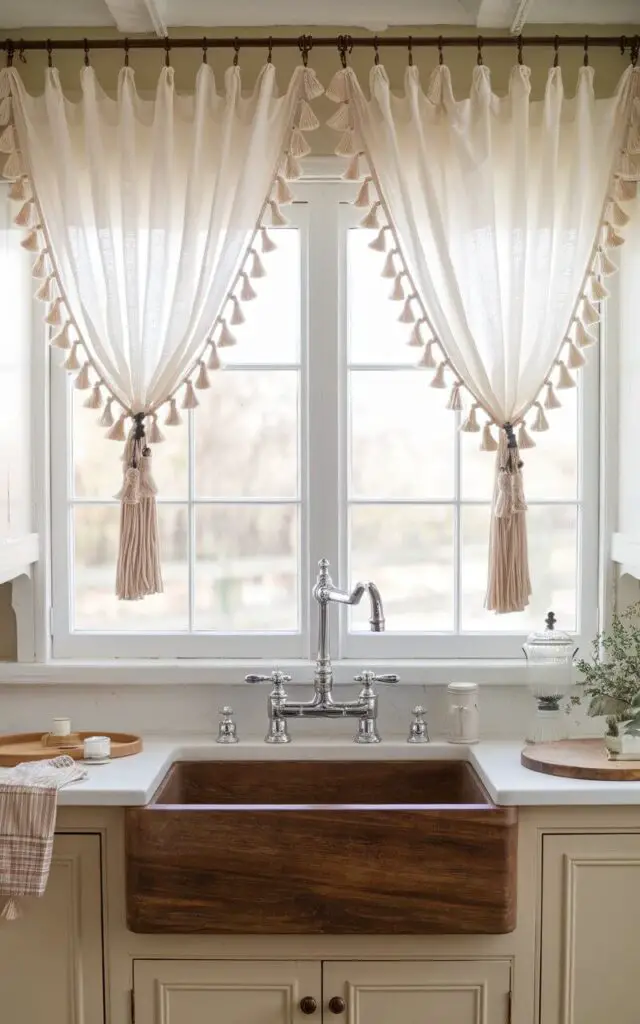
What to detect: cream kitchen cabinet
<box><xmin>324</xmin><ymin>960</ymin><xmax>512</xmax><ymax>1024</ymax></box>
<box><xmin>540</xmin><ymin>832</ymin><xmax>640</xmax><ymax>1024</ymax></box>
<box><xmin>133</xmin><ymin>958</ymin><xmax>511</xmax><ymax>1024</ymax></box>
<box><xmin>0</xmin><ymin>833</ymin><xmax>104</xmax><ymax>1024</ymax></box>
<box><xmin>133</xmin><ymin>960</ymin><xmax>322</xmax><ymax>1024</ymax></box>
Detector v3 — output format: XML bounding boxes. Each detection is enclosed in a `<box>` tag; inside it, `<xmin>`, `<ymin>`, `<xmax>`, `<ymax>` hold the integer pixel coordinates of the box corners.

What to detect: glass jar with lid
<box><xmin>522</xmin><ymin>612</ymin><xmax>578</xmax><ymax>744</ymax></box>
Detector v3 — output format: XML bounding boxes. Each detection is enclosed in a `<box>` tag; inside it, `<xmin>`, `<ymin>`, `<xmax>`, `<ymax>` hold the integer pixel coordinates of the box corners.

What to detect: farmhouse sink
<box><xmin>125</xmin><ymin>760</ymin><xmax>517</xmax><ymax>935</ymax></box>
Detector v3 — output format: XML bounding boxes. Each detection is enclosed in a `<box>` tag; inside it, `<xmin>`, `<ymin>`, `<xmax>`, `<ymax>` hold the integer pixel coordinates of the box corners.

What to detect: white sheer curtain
<box><xmin>0</xmin><ymin>60</ymin><xmax>322</xmax><ymax>598</ymax></box>
<box><xmin>336</xmin><ymin>60</ymin><xmax>640</xmax><ymax>612</ymax></box>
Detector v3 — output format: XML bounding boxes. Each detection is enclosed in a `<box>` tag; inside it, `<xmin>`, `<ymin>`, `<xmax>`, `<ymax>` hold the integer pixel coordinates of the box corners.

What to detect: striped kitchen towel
<box><xmin>0</xmin><ymin>755</ymin><xmax>88</xmax><ymax>921</ymax></box>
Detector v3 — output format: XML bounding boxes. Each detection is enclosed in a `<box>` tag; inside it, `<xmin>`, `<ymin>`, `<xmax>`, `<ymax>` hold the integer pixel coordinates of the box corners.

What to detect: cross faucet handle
<box><xmin>245</xmin><ymin>670</ymin><xmax>291</xmax><ymax>694</ymax></box>
<box><xmin>353</xmin><ymin>670</ymin><xmax>399</xmax><ymax>694</ymax></box>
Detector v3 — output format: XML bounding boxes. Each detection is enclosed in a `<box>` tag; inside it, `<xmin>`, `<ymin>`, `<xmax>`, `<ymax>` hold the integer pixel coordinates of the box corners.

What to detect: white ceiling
<box><xmin>0</xmin><ymin>0</ymin><xmax>638</xmax><ymax>34</ymax></box>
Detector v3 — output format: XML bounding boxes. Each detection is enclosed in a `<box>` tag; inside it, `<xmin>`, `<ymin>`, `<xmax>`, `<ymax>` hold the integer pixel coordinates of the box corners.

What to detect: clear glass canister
<box><xmin>522</xmin><ymin>612</ymin><xmax>578</xmax><ymax>743</ymax></box>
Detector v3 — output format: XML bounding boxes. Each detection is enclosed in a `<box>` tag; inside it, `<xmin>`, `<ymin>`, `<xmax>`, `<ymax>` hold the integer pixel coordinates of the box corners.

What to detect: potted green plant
<box><xmin>573</xmin><ymin>602</ymin><xmax>640</xmax><ymax>759</ymax></box>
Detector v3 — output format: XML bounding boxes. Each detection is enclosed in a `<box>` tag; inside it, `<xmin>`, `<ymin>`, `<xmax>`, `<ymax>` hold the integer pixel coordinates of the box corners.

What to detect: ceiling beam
<box><xmin>102</xmin><ymin>0</ymin><xmax>167</xmax><ymax>36</ymax></box>
<box><xmin>476</xmin><ymin>0</ymin><xmax>534</xmax><ymax>31</ymax></box>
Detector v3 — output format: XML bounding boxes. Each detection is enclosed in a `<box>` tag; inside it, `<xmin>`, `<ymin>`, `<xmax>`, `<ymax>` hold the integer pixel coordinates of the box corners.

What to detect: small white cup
<box><xmin>52</xmin><ymin>717</ymin><xmax>71</xmax><ymax>737</ymax></box>
<box><xmin>83</xmin><ymin>735</ymin><xmax>111</xmax><ymax>761</ymax></box>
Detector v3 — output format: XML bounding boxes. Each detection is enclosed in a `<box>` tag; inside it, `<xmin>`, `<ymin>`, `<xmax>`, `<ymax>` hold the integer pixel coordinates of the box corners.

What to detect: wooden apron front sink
<box><xmin>125</xmin><ymin>760</ymin><xmax>517</xmax><ymax>934</ymax></box>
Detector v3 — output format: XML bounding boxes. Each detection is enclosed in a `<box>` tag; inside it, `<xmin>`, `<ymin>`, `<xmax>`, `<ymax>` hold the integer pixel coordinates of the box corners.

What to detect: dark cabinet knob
<box><xmin>299</xmin><ymin>996</ymin><xmax>317</xmax><ymax>1014</ymax></box>
<box><xmin>328</xmin><ymin>996</ymin><xmax>346</xmax><ymax>1014</ymax></box>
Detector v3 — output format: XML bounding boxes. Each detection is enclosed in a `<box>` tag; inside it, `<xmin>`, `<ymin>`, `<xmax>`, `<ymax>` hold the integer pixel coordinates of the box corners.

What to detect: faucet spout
<box><xmin>346</xmin><ymin>581</ymin><xmax>385</xmax><ymax>632</ymax></box>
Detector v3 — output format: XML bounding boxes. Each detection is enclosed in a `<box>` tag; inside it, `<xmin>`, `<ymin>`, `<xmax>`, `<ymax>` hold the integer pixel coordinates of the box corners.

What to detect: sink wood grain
<box><xmin>126</xmin><ymin>760</ymin><xmax>517</xmax><ymax>935</ymax></box>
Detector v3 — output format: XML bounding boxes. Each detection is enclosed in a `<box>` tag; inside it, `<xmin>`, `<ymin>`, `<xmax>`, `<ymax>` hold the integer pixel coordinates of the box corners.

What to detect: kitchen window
<box><xmin>49</xmin><ymin>177</ymin><xmax>598</xmax><ymax>661</ymax></box>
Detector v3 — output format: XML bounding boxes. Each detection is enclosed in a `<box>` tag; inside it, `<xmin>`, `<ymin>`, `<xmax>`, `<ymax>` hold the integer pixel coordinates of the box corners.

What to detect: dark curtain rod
<box><xmin>1</xmin><ymin>33</ymin><xmax>639</xmax><ymax>54</ymax></box>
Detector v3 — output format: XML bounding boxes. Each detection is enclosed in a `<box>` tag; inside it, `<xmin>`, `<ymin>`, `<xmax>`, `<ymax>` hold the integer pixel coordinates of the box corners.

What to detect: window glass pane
<box><xmin>460</xmin><ymin>504</ymin><xmax>578</xmax><ymax>632</ymax></box>
<box><xmin>461</xmin><ymin>389</ymin><xmax>578</xmax><ymax>501</ymax></box>
<box><xmin>349</xmin><ymin>505</ymin><xmax>454</xmax><ymax>632</ymax></box>
<box><xmin>350</xmin><ymin>370</ymin><xmax>455</xmax><ymax>499</ymax></box>
<box><xmin>348</xmin><ymin>229</ymin><xmax>419</xmax><ymax>366</ymax></box>
<box><xmin>222</xmin><ymin>228</ymin><xmax>300</xmax><ymax>366</ymax></box>
<box><xmin>195</xmin><ymin>370</ymin><xmax>298</xmax><ymax>498</ymax></box>
<box><xmin>72</xmin><ymin>387</ymin><xmax>189</xmax><ymax>499</ymax></box>
<box><xmin>194</xmin><ymin>504</ymin><xmax>299</xmax><ymax>631</ymax></box>
<box><xmin>73</xmin><ymin>504</ymin><xmax>188</xmax><ymax>630</ymax></box>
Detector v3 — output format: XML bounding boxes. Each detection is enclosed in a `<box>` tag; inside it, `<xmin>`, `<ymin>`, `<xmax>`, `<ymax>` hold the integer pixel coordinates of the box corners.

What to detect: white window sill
<box><xmin>0</xmin><ymin>658</ymin><xmax>534</xmax><ymax>686</ymax></box>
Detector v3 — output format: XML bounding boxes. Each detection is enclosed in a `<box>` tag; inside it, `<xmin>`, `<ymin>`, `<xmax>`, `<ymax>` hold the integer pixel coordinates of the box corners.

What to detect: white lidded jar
<box><xmin>447</xmin><ymin>682</ymin><xmax>479</xmax><ymax>744</ymax></box>
<box><xmin>522</xmin><ymin>611</ymin><xmax>577</xmax><ymax>744</ymax></box>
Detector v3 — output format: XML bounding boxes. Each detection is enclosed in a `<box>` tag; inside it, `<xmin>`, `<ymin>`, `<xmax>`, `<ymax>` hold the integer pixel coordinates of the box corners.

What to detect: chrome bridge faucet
<box><xmin>246</xmin><ymin>558</ymin><xmax>398</xmax><ymax>744</ymax></box>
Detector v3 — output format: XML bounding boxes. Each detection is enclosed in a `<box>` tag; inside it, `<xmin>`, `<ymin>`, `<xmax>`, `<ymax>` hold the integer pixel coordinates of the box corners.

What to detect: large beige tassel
<box><xmin>44</xmin><ymin>298</ymin><xmax>63</xmax><ymax>326</ymax></box>
<box><xmin>430</xmin><ymin>361</ymin><xmax>447</xmax><ymax>389</ymax></box>
<box><xmin>181</xmin><ymin>381</ymin><xmax>199</xmax><ymax>409</ymax></box>
<box><xmin>589</xmin><ymin>275</ymin><xmax>609</xmax><ymax>301</ymax></box>
<box><xmin>335</xmin><ymin>129</ymin><xmax>357</xmax><ymax>157</ymax></box>
<box><xmin>302</xmin><ymin>66</ymin><xmax>325</xmax><ymax>101</ymax></box>
<box><xmin>9</xmin><ymin>175</ymin><xmax>28</xmax><ymax>201</ymax></box>
<box><xmin>195</xmin><ymin>361</ymin><xmax>211</xmax><ymax>389</ymax></box>
<box><xmin>115</xmin><ymin>419</ymin><xmax>163</xmax><ymax>601</ymax></box>
<box><xmin>480</xmin><ymin>422</ymin><xmax>498</xmax><ymax>452</ymax></box>
<box><xmin>35</xmin><ymin>274</ymin><xmax>55</xmax><ymax>302</ymax></box>
<box><xmin>598</xmin><ymin>249</ymin><xmax>618</xmax><ymax>275</ymax></box>
<box><xmin>99</xmin><ymin>398</ymin><xmax>115</xmax><ymax>429</ymax></box>
<box><xmin>574</xmin><ymin>320</ymin><xmax>597</xmax><ymax>348</ymax></box>
<box><xmin>613</xmin><ymin>176</ymin><xmax>637</xmax><ymax>202</ymax></box>
<box><xmin>147</xmin><ymin>415</ymin><xmax>165</xmax><ymax>444</ymax></box>
<box><xmin>13</xmin><ymin>198</ymin><xmax>34</xmax><ymax>227</ymax></box>
<box><xmin>107</xmin><ymin>413</ymin><xmax>127</xmax><ymax>442</ymax></box>
<box><xmin>63</xmin><ymin>343</ymin><xmax>81</xmax><ymax>371</ymax></box>
<box><xmin>580</xmin><ymin>297</ymin><xmax>599</xmax><ymax>326</ymax></box>
<box><xmin>74</xmin><ymin>362</ymin><xmax>91</xmax><ymax>390</ymax></box>
<box><xmin>609</xmin><ymin>199</ymin><xmax>631</xmax><ymax>227</ymax></box>
<box><xmin>0</xmin><ymin>96</ymin><xmax>11</xmax><ymax>126</ymax></box>
<box><xmin>485</xmin><ymin>431</ymin><xmax>531</xmax><ymax>613</ymax></box>
<box><xmin>32</xmin><ymin>250</ymin><xmax>49</xmax><ymax>277</ymax></box>
<box><xmin>3</xmin><ymin>150</ymin><xmax>24</xmax><ymax>179</ymax></box>
<box><xmin>446</xmin><ymin>382</ymin><xmax>464</xmax><ymax>411</ymax></box>
<box><xmin>84</xmin><ymin>383</ymin><xmax>103</xmax><ymax>409</ymax></box>
<box><xmin>274</xmin><ymin>175</ymin><xmax>294</xmax><ymax>205</ymax></box>
<box><xmin>566</xmin><ymin>340</ymin><xmax>586</xmax><ymax>369</ymax></box>
<box><xmin>408</xmin><ymin>321</ymin><xmax>425</xmax><ymax>347</ymax></box>
<box><xmin>164</xmin><ymin>399</ymin><xmax>182</xmax><ymax>427</ymax></box>
<box><xmin>517</xmin><ymin>422</ymin><xmax>535</xmax><ymax>449</ymax></box>
<box><xmin>342</xmin><ymin>152</ymin><xmax>362</xmax><ymax>181</ymax></box>
<box><xmin>20</xmin><ymin>228</ymin><xmax>40</xmax><ymax>252</ymax></box>
<box><xmin>326</xmin><ymin>68</ymin><xmax>349</xmax><ymax>103</ymax></box>
<box><xmin>0</xmin><ymin>124</ymin><xmax>15</xmax><ymax>153</ymax></box>
<box><xmin>556</xmin><ymin>361</ymin><xmax>576</xmax><ymax>389</ymax></box>
<box><xmin>604</xmin><ymin>223</ymin><xmax>625</xmax><ymax>247</ymax></box>
<box><xmin>268</xmin><ymin>199</ymin><xmax>289</xmax><ymax>226</ymax></box>
<box><xmin>297</xmin><ymin>98</ymin><xmax>320</xmax><ymax>130</ymax></box>
<box><xmin>1</xmin><ymin>897</ymin><xmax>21</xmax><ymax>921</ymax></box>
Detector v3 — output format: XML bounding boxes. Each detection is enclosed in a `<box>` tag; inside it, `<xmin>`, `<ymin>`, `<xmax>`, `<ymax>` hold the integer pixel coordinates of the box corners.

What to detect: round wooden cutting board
<box><xmin>521</xmin><ymin>738</ymin><xmax>640</xmax><ymax>781</ymax></box>
<box><xmin>0</xmin><ymin>731</ymin><xmax>142</xmax><ymax>767</ymax></box>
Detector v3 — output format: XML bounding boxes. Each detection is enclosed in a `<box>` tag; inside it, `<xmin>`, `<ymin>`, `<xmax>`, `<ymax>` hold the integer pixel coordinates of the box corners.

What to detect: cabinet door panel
<box><xmin>541</xmin><ymin>833</ymin><xmax>640</xmax><ymax>1024</ymax></box>
<box><xmin>0</xmin><ymin>833</ymin><xmax>104</xmax><ymax>1024</ymax></box>
<box><xmin>134</xmin><ymin>960</ymin><xmax>321</xmax><ymax>1024</ymax></box>
<box><xmin>323</xmin><ymin>959</ymin><xmax>511</xmax><ymax>1024</ymax></box>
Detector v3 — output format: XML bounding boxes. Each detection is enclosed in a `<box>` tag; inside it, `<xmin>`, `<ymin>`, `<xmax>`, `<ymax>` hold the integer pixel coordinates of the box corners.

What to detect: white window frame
<box><xmin>42</xmin><ymin>165</ymin><xmax>600</xmax><ymax>666</ymax></box>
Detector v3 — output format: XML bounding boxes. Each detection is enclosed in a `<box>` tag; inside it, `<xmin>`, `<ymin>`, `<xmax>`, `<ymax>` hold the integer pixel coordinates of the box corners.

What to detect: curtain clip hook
<box><xmin>84</xmin><ymin>38</ymin><xmax>90</xmax><ymax>68</ymax></box>
<box><xmin>298</xmin><ymin>35</ymin><xmax>311</xmax><ymax>67</ymax></box>
<box><xmin>123</xmin><ymin>38</ymin><xmax>130</xmax><ymax>66</ymax></box>
<box><xmin>583</xmin><ymin>35</ymin><xmax>589</xmax><ymax>67</ymax></box>
<box><xmin>233</xmin><ymin>37</ymin><xmax>240</xmax><ymax>66</ymax></box>
<box><xmin>632</xmin><ymin>35</ymin><xmax>639</xmax><ymax>68</ymax></box>
<box><xmin>338</xmin><ymin>35</ymin><xmax>348</xmax><ymax>68</ymax></box>
<box><xmin>438</xmin><ymin>36</ymin><xmax>444</xmax><ymax>65</ymax></box>
<box><xmin>620</xmin><ymin>35</ymin><xmax>627</xmax><ymax>57</ymax></box>
<box><xmin>164</xmin><ymin>37</ymin><xmax>171</xmax><ymax>68</ymax></box>
<box><xmin>517</xmin><ymin>34</ymin><xmax>523</xmax><ymax>65</ymax></box>
<box><xmin>267</xmin><ymin>36</ymin><xmax>273</xmax><ymax>64</ymax></box>
<box><xmin>553</xmin><ymin>35</ymin><xmax>559</xmax><ymax>67</ymax></box>
<box><xmin>373</xmin><ymin>35</ymin><xmax>379</xmax><ymax>66</ymax></box>
<box><xmin>408</xmin><ymin>36</ymin><xmax>413</xmax><ymax>66</ymax></box>
<box><xmin>477</xmin><ymin>35</ymin><xmax>483</xmax><ymax>66</ymax></box>
<box><xmin>202</xmin><ymin>37</ymin><xmax>208</xmax><ymax>64</ymax></box>
<box><xmin>18</xmin><ymin>39</ymin><xmax>26</xmax><ymax>64</ymax></box>
<box><xmin>5</xmin><ymin>40</ymin><xmax>14</xmax><ymax>68</ymax></box>
<box><xmin>46</xmin><ymin>39</ymin><xmax>53</xmax><ymax>68</ymax></box>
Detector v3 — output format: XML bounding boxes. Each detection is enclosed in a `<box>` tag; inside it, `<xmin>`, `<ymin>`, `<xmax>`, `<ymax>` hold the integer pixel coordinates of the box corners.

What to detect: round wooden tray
<box><xmin>521</xmin><ymin>738</ymin><xmax>640</xmax><ymax>781</ymax></box>
<box><xmin>0</xmin><ymin>731</ymin><xmax>142</xmax><ymax>767</ymax></box>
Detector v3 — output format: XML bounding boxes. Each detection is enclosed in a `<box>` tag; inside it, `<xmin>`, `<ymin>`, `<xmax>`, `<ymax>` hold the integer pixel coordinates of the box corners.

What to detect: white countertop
<box><xmin>16</xmin><ymin>735</ymin><xmax>640</xmax><ymax>807</ymax></box>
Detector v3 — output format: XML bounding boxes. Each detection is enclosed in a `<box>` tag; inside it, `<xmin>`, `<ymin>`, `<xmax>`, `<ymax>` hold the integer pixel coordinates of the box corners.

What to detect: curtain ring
<box><xmin>267</xmin><ymin>36</ymin><xmax>273</xmax><ymax>64</ymax></box>
<box><xmin>233</xmin><ymin>37</ymin><xmax>240</xmax><ymax>66</ymax></box>
<box><xmin>84</xmin><ymin>38</ymin><xmax>90</xmax><ymax>67</ymax></box>
<box><xmin>553</xmin><ymin>35</ymin><xmax>559</xmax><ymax>67</ymax></box>
<box><xmin>477</xmin><ymin>35</ymin><xmax>483</xmax><ymax>66</ymax></box>
<box><xmin>583</xmin><ymin>35</ymin><xmax>589</xmax><ymax>67</ymax></box>
<box><xmin>438</xmin><ymin>36</ymin><xmax>444</xmax><ymax>65</ymax></box>
<box><xmin>18</xmin><ymin>39</ymin><xmax>26</xmax><ymax>63</ymax></box>
<box><xmin>408</xmin><ymin>36</ymin><xmax>413</xmax><ymax>67</ymax></box>
<box><xmin>373</xmin><ymin>36</ymin><xmax>379</xmax><ymax>66</ymax></box>
<box><xmin>298</xmin><ymin>35</ymin><xmax>311</xmax><ymax>67</ymax></box>
<box><xmin>164</xmin><ymin>37</ymin><xmax>171</xmax><ymax>68</ymax></box>
<box><xmin>202</xmin><ymin>37</ymin><xmax>207</xmax><ymax>64</ymax></box>
<box><xmin>517</xmin><ymin>34</ymin><xmax>523</xmax><ymax>65</ymax></box>
<box><xmin>46</xmin><ymin>39</ymin><xmax>53</xmax><ymax>68</ymax></box>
